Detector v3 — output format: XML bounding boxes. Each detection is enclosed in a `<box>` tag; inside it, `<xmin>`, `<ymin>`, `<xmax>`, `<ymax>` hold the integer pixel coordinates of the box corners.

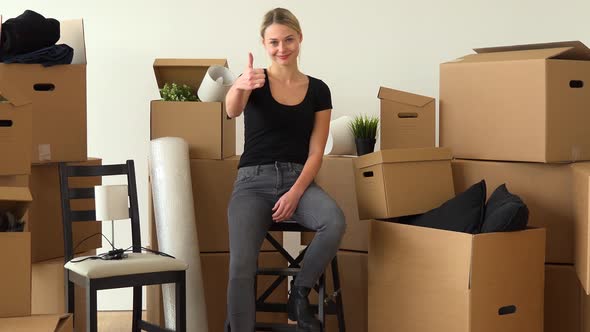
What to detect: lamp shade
<box><xmin>94</xmin><ymin>185</ymin><xmax>129</xmax><ymax>221</ymax></box>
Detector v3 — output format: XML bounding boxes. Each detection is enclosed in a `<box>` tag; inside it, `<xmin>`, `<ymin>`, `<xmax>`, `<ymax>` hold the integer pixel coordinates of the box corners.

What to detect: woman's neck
<box><xmin>268</xmin><ymin>64</ymin><xmax>303</xmax><ymax>83</ymax></box>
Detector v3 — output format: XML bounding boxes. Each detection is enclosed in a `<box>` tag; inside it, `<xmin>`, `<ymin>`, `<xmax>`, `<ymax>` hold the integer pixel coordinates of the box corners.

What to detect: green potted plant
<box><xmin>160</xmin><ymin>82</ymin><xmax>200</xmax><ymax>102</ymax></box>
<box><xmin>349</xmin><ymin>114</ymin><xmax>379</xmax><ymax>156</ymax></box>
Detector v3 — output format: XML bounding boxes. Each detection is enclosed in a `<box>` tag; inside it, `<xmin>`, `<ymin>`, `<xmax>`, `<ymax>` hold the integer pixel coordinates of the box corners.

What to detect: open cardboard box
<box><xmin>440</xmin><ymin>41</ymin><xmax>590</xmax><ymax>163</ymax></box>
<box><xmin>378</xmin><ymin>87</ymin><xmax>435</xmax><ymax>149</ymax></box>
<box><xmin>353</xmin><ymin>148</ymin><xmax>455</xmax><ymax>220</ymax></box>
<box><xmin>150</xmin><ymin>59</ymin><xmax>236</xmax><ymax>160</ymax></box>
<box><xmin>0</xmin><ymin>83</ymin><xmax>32</xmax><ymax>175</ymax></box>
<box><xmin>0</xmin><ymin>314</ymin><xmax>73</xmax><ymax>332</ymax></box>
<box><xmin>0</xmin><ymin>18</ymin><xmax>87</xmax><ymax>164</ymax></box>
<box><xmin>0</xmin><ymin>186</ymin><xmax>32</xmax><ymax>318</ymax></box>
<box><xmin>369</xmin><ymin>220</ymin><xmax>546</xmax><ymax>332</ymax></box>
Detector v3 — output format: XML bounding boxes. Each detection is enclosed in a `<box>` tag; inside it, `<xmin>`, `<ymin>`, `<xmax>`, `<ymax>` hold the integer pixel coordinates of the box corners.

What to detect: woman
<box><xmin>225</xmin><ymin>7</ymin><xmax>346</xmax><ymax>332</ymax></box>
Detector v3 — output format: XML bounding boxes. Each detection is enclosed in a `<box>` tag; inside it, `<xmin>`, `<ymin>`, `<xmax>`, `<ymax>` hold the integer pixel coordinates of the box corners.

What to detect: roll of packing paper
<box><xmin>150</xmin><ymin>137</ymin><xmax>208</xmax><ymax>332</ymax></box>
<box><xmin>197</xmin><ymin>65</ymin><xmax>236</xmax><ymax>102</ymax></box>
<box><xmin>324</xmin><ymin>115</ymin><xmax>356</xmax><ymax>155</ymax></box>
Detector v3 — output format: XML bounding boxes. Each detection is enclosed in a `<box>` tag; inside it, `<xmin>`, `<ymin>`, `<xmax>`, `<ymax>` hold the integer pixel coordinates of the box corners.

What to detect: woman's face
<box><xmin>262</xmin><ymin>23</ymin><xmax>302</xmax><ymax>66</ymax></box>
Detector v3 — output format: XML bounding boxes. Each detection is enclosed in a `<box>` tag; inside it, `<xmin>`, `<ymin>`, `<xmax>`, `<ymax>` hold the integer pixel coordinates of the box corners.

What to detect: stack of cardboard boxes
<box><xmin>0</xmin><ymin>19</ymin><xmax>102</xmax><ymax>332</ymax></box>
<box><xmin>147</xmin><ymin>59</ymin><xmax>287</xmax><ymax>331</ymax></box>
<box><xmin>350</xmin><ymin>79</ymin><xmax>549</xmax><ymax>330</ymax></box>
<box><xmin>441</xmin><ymin>41</ymin><xmax>590</xmax><ymax>332</ymax></box>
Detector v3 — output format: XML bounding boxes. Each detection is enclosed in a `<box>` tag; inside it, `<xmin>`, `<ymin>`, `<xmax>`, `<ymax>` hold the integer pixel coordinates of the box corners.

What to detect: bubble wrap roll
<box><xmin>150</xmin><ymin>137</ymin><xmax>208</xmax><ymax>331</ymax></box>
<box><xmin>324</xmin><ymin>115</ymin><xmax>356</xmax><ymax>155</ymax></box>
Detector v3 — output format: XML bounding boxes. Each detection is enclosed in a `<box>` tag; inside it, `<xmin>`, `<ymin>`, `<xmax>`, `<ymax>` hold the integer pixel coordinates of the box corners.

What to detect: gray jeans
<box><xmin>226</xmin><ymin>161</ymin><xmax>346</xmax><ymax>331</ymax></box>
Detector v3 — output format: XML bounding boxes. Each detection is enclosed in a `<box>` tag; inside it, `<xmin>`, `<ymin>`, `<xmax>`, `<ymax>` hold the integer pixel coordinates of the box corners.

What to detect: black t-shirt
<box><xmin>238</xmin><ymin>69</ymin><xmax>332</xmax><ymax>168</ymax></box>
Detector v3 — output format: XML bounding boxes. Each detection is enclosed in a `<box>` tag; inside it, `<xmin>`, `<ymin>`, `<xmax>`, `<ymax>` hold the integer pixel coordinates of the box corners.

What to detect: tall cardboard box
<box><xmin>378</xmin><ymin>87</ymin><xmax>435</xmax><ymax>149</ymax></box>
<box><xmin>369</xmin><ymin>220</ymin><xmax>546</xmax><ymax>332</ymax></box>
<box><xmin>146</xmin><ymin>252</ymin><xmax>288</xmax><ymax>331</ymax></box>
<box><xmin>572</xmin><ymin>163</ymin><xmax>590</xmax><ymax>295</ymax></box>
<box><xmin>28</xmin><ymin>158</ymin><xmax>102</xmax><ymax>262</ymax></box>
<box><xmin>353</xmin><ymin>148</ymin><xmax>455</xmax><ymax>219</ymax></box>
<box><xmin>452</xmin><ymin>159</ymin><xmax>579</xmax><ymax>264</ymax></box>
<box><xmin>0</xmin><ymin>19</ymin><xmax>87</xmax><ymax>163</ymax></box>
<box><xmin>308</xmin><ymin>250</ymin><xmax>368</xmax><ymax>332</ymax></box>
<box><xmin>302</xmin><ymin>156</ymin><xmax>368</xmax><ymax>251</ymax></box>
<box><xmin>0</xmin><ymin>186</ymin><xmax>32</xmax><ymax>318</ymax></box>
<box><xmin>151</xmin><ymin>59</ymin><xmax>236</xmax><ymax>160</ymax></box>
<box><xmin>0</xmin><ymin>88</ymin><xmax>32</xmax><ymax>175</ymax></box>
<box><xmin>32</xmin><ymin>254</ymin><xmax>92</xmax><ymax>332</ymax></box>
<box><xmin>0</xmin><ymin>314</ymin><xmax>73</xmax><ymax>332</ymax></box>
<box><xmin>440</xmin><ymin>41</ymin><xmax>590</xmax><ymax>163</ymax></box>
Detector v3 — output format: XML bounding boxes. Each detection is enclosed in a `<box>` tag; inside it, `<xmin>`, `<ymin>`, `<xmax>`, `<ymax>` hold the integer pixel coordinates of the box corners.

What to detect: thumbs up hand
<box><xmin>234</xmin><ymin>52</ymin><xmax>266</xmax><ymax>91</ymax></box>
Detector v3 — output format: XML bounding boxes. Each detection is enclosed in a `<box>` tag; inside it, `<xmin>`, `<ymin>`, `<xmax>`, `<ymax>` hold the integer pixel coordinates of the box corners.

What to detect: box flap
<box><xmin>354</xmin><ymin>147</ymin><xmax>452</xmax><ymax>169</ymax></box>
<box><xmin>153</xmin><ymin>58</ymin><xmax>228</xmax><ymax>90</ymax></box>
<box><xmin>377</xmin><ymin>86</ymin><xmax>434</xmax><ymax>107</ymax></box>
<box><xmin>0</xmin><ymin>186</ymin><xmax>33</xmax><ymax>219</ymax></box>
<box><xmin>57</xmin><ymin>19</ymin><xmax>86</xmax><ymax>65</ymax></box>
<box><xmin>0</xmin><ymin>314</ymin><xmax>72</xmax><ymax>332</ymax></box>
<box><xmin>572</xmin><ymin>163</ymin><xmax>590</xmax><ymax>294</ymax></box>
<box><xmin>447</xmin><ymin>47</ymin><xmax>575</xmax><ymax>64</ymax></box>
<box><xmin>474</xmin><ymin>40</ymin><xmax>590</xmax><ymax>61</ymax></box>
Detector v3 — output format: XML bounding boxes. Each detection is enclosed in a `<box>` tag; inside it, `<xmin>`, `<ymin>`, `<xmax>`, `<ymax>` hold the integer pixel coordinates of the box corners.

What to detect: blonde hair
<box><xmin>260</xmin><ymin>8</ymin><xmax>302</xmax><ymax>38</ymax></box>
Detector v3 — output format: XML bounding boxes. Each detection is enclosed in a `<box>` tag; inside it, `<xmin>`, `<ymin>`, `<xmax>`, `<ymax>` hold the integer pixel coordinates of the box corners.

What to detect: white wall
<box><xmin>4</xmin><ymin>0</ymin><xmax>589</xmax><ymax>310</ymax></box>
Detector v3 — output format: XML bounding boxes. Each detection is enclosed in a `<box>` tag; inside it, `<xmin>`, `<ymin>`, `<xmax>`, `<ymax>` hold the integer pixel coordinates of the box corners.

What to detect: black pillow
<box><xmin>481</xmin><ymin>184</ymin><xmax>528</xmax><ymax>233</ymax></box>
<box><xmin>405</xmin><ymin>180</ymin><xmax>486</xmax><ymax>234</ymax></box>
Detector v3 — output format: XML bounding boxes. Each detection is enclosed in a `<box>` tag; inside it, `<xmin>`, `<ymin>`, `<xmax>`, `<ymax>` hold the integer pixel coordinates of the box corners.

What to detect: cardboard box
<box><xmin>0</xmin><ymin>232</ymin><xmax>31</xmax><ymax>318</ymax></box>
<box><xmin>146</xmin><ymin>251</ymin><xmax>288</xmax><ymax>330</ymax></box>
<box><xmin>440</xmin><ymin>41</ymin><xmax>590</xmax><ymax>163</ymax></box>
<box><xmin>32</xmin><ymin>253</ymin><xmax>92</xmax><ymax>332</ymax></box>
<box><xmin>0</xmin><ymin>175</ymin><xmax>29</xmax><ymax>187</ymax></box>
<box><xmin>308</xmin><ymin>250</ymin><xmax>368</xmax><ymax>332</ymax></box>
<box><xmin>573</xmin><ymin>163</ymin><xmax>590</xmax><ymax>295</ymax></box>
<box><xmin>0</xmin><ymin>314</ymin><xmax>73</xmax><ymax>332</ymax></box>
<box><xmin>0</xmin><ymin>88</ymin><xmax>32</xmax><ymax>175</ymax></box>
<box><xmin>544</xmin><ymin>264</ymin><xmax>585</xmax><ymax>332</ymax></box>
<box><xmin>378</xmin><ymin>87</ymin><xmax>435</xmax><ymax>149</ymax></box>
<box><xmin>151</xmin><ymin>59</ymin><xmax>235</xmax><ymax>160</ymax></box>
<box><xmin>302</xmin><ymin>156</ymin><xmax>368</xmax><ymax>251</ymax></box>
<box><xmin>0</xmin><ymin>19</ymin><xmax>87</xmax><ymax>163</ymax></box>
<box><xmin>369</xmin><ymin>220</ymin><xmax>546</xmax><ymax>332</ymax></box>
<box><xmin>28</xmin><ymin>158</ymin><xmax>102</xmax><ymax>262</ymax></box>
<box><xmin>149</xmin><ymin>157</ymin><xmax>281</xmax><ymax>252</ymax></box>
<box><xmin>452</xmin><ymin>159</ymin><xmax>578</xmax><ymax>264</ymax></box>
<box><xmin>353</xmin><ymin>148</ymin><xmax>455</xmax><ymax>219</ymax></box>
<box><xmin>0</xmin><ymin>185</ymin><xmax>32</xmax><ymax>318</ymax></box>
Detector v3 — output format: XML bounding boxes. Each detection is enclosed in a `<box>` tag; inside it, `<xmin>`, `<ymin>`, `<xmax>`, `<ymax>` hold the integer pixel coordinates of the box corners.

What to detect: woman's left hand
<box><xmin>272</xmin><ymin>189</ymin><xmax>303</xmax><ymax>222</ymax></box>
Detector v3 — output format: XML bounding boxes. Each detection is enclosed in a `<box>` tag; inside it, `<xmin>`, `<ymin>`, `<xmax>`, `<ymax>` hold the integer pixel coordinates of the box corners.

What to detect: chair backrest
<box><xmin>58</xmin><ymin>160</ymin><xmax>141</xmax><ymax>262</ymax></box>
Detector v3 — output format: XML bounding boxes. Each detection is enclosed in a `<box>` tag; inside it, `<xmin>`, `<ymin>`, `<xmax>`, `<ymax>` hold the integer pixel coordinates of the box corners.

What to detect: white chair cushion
<box><xmin>64</xmin><ymin>253</ymin><xmax>188</xmax><ymax>279</ymax></box>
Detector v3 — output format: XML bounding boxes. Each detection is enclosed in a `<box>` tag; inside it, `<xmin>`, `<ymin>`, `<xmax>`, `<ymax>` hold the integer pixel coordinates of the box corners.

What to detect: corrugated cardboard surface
<box><xmin>0</xmin><ymin>232</ymin><xmax>31</xmax><ymax>318</ymax></box>
<box><xmin>354</xmin><ymin>149</ymin><xmax>455</xmax><ymax>219</ymax></box>
<box><xmin>32</xmin><ymin>253</ymin><xmax>92</xmax><ymax>332</ymax></box>
<box><xmin>378</xmin><ymin>87</ymin><xmax>435</xmax><ymax>149</ymax></box>
<box><xmin>0</xmin><ymin>101</ymin><xmax>32</xmax><ymax>175</ymax></box>
<box><xmin>28</xmin><ymin>159</ymin><xmax>102</xmax><ymax>262</ymax></box>
<box><xmin>544</xmin><ymin>264</ymin><xmax>583</xmax><ymax>332</ymax></box>
<box><xmin>145</xmin><ymin>252</ymin><xmax>288</xmax><ymax>330</ymax></box>
<box><xmin>452</xmin><ymin>159</ymin><xmax>577</xmax><ymax>263</ymax></box>
<box><xmin>301</xmin><ymin>156</ymin><xmax>368</xmax><ymax>251</ymax></box>
<box><xmin>308</xmin><ymin>250</ymin><xmax>368</xmax><ymax>332</ymax></box>
<box><xmin>188</xmin><ymin>157</ymin><xmax>281</xmax><ymax>252</ymax></box>
<box><xmin>150</xmin><ymin>101</ymin><xmax>235</xmax><ymax>160</ymax></box>
<box><xmin>573</xmin><ymin>163</ymin><xmax>590</xmax><ymax>294</ymax></box>
<box><xmin>0</xmin><ymin>314</ymin><xmax>73</xmax><ymax>332</ymax></box>
<box><xmin>0</xmin><ymin>175</ymin><xmax>29</xmax><ymax>187</ymax></box>
<box><xmin>440</xmin><ymin>42</ymin><xmax>590</xmax><ymax>163</ymax></box>
<box><xmin>369</xmin><ymin>220</ymin><xmax>545</xmax><ymax>332</ymax></box>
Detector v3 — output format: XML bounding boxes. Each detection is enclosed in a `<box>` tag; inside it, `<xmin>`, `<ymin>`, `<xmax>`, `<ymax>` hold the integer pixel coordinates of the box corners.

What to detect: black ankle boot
<box><xmin>288</xmin><ymin>286</ymin><xmax>321</xmax><ymax>331</ymax></box>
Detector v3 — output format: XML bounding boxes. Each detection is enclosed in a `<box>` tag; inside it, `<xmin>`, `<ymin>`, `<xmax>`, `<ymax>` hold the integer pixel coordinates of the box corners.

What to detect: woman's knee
<box><xmin>229</xmin><ymin>252</ymin><xmax>259</xmax><ymax>280</ymax></box>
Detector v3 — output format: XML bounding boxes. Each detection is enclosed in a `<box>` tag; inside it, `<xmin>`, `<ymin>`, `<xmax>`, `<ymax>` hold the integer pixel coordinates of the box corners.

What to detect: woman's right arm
<box><xmin>225</xmin><ymin>53</ymin><xmax>265</xmax><ymax>118</ymax></box>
